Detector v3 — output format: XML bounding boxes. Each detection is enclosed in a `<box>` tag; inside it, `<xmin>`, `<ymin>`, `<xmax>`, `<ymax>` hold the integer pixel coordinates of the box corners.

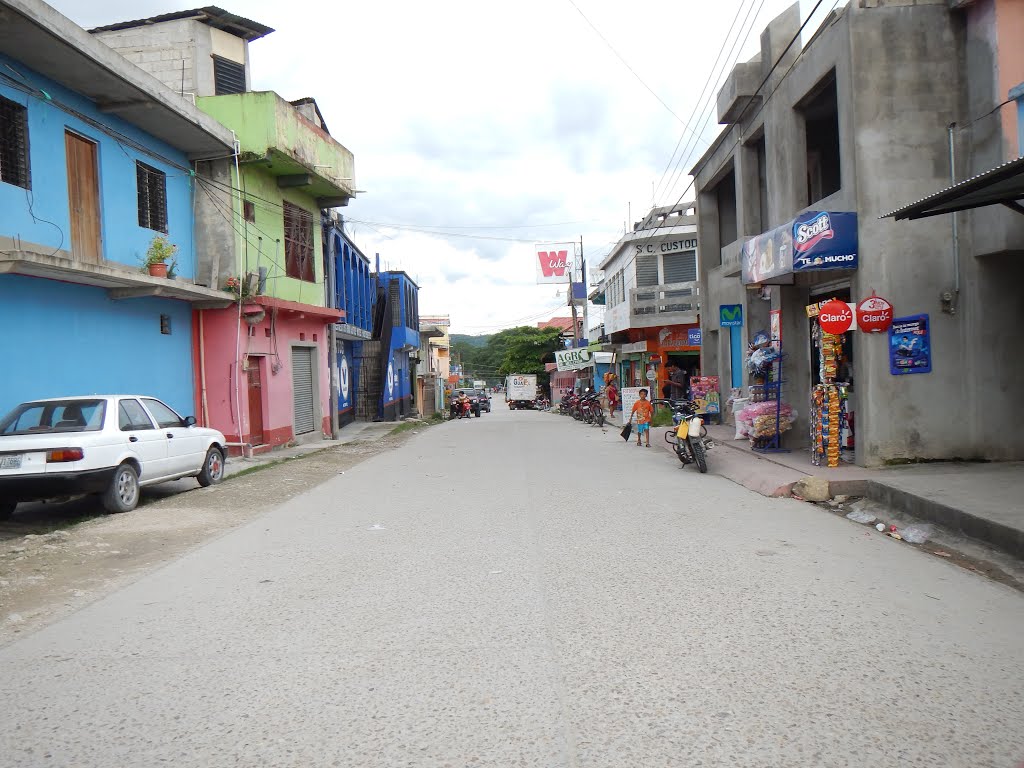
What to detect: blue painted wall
<box><xmin>0</xmin><ymin>54</ymin><xmax>197</xmax><ymax>277</ymax></box>
<box><xmin>0</xmin><ymin>276</ymin><xmax>195</xmax><ymax>416</ymax></box>
<box><xmin>377</xmin><ymin>272</ymin><xmax>420</xmax><ymax>411</ymax></box>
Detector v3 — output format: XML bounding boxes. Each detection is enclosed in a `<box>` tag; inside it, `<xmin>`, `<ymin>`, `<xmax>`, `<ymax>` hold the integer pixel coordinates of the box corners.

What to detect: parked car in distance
<box><xmin>0</xmin><ymin>395</ymin><xmax>227</xmax><ymax>517</ymax></box>
<box><xmin>473</xmin><ymin>389</ymin><xmax>492</xmax><ymax>413</ymax></box>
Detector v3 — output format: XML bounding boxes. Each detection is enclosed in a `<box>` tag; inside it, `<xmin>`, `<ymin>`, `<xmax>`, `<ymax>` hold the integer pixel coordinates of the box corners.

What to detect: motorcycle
<box><xmin>579</xmin><ymin>390</ymin><xmax>604</xmax><ymax>426</ymax></box>
<box><xmin>655</xmin><ymin>398</ymin><xmax>712</xmax><ymax>473</ymax></box>
<box><xmin>450</xmin><ymin>397</ymin><xmax>473</xmax><ymax>420</ymax></box>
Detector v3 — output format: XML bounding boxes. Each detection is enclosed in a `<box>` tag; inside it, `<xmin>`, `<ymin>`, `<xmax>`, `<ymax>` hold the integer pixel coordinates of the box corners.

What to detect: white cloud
<box><xmin>57</xmin><ymin>0</ymin><xmax>839</xmax><ymax>334</ymax></box>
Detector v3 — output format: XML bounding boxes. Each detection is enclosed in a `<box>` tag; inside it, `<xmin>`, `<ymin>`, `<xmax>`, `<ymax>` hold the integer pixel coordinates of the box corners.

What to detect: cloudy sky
<box><xmin>56</xmin><ymin>0</ymin><xmax>838</xmax><ymax>335</ymax></box>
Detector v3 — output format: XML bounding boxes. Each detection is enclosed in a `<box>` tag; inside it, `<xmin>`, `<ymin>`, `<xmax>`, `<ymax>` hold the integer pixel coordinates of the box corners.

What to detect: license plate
<box><xmin>0</xmin><ymin>455</ymin><xmax>23</xmax><ymax>470</ymax></box>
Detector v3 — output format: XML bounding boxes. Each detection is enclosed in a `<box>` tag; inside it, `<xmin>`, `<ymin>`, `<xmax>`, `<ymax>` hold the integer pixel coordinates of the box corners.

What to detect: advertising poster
<box><xmin>889</xmin><ymin>314</ymin><xmax>931</xmax><ymax>375</ymax></box>
<box><xmin>689</xmin><ymin>376</ymin><xmax>721</xmax><ymax>414</ymax></box>
<box><xmin>769</xmin><ymin>309</ymin><xmax>781</xmax><ymax>351</ymax></box>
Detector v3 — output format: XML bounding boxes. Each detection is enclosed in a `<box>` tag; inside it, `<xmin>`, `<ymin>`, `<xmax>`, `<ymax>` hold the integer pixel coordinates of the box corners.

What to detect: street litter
<box><xmin>846</xmin><ymin>509</ymin><xmax>876</xmax><ymax>524</ymax></box>
<box><xmin>899</xmin><ymin>524</ymin><xmax>934</xmax><ymax>544</ymax></box>
<box><xmin>887</xmin><ymin>531</ymin><xmax>904</xmax><ymax>540</ymax></box>
<box><xmin>875</xmin><ymin>523</ymin><xmax>886</xmax><ymax>532</ymax></box>
<box><xmin>932</xmin><ymin>550</ymin><xmax>952</xmax><ymax>557</ymax></box>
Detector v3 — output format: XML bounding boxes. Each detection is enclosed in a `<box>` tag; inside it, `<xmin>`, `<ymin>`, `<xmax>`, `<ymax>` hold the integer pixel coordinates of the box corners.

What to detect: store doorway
<box><xmin>809</xmin><ymin>285</ymin><xmax>855</xmax><ymax>460</ymax></box>
<box><xmin>665</xmin><ymin>352</ymin><xmax>700</xmax><ymax>399</ymax></box>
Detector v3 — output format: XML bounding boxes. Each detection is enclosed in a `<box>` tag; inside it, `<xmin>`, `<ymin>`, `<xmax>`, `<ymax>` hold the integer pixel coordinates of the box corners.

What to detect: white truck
<box><xmin>505</xmin><ymin>374</ymin><xmax>538</xmax><ymax>410</ymax></box>
<box><xmin>472</xmin><ymin>380</ymin><xmax>486</xmax><ymax>390</ymax></box>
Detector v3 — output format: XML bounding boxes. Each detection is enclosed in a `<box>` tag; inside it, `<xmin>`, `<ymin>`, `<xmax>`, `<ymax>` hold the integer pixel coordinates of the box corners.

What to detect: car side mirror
<box><xmin>184</xmin><ymin>415</ymin><xmax>197</xmax><ymax>426</ymax></box>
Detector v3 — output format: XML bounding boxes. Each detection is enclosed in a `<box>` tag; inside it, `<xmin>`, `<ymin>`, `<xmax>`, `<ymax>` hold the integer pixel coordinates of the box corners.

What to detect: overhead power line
<box><xmin>603</xmin><ymin>0</ymin><xmax>836</xmax><ymax>280</ymax></box>
<box><xmin>564</xmin><ymin>0</ymin><xmax>703</xmax><ymax>141</ymax></box>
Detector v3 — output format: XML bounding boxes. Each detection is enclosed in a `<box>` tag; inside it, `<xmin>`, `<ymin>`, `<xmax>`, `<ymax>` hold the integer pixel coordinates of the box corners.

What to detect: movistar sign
<box><xmin>720</xmin><ymin>304</ymin><xmax>743</xmax><ymax>327</ymax></box>
<box><xmin>555</xmin><ymin>348</ymin><xmax>592</xmax><ymax>371</ymax></box>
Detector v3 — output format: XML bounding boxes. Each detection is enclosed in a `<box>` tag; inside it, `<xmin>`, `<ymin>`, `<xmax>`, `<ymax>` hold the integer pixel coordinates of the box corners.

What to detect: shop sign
<box><xmin>818</xmin><ymin>299</ymin><xmax>854</xmax><ymax>334</ymax></box>
<box><xmin>741</xmin><ymin>211</ymin><xmax>858</xmax><ymax>284</ymax></box>
<box><xmin>889</xmin><ymin>314</ymin><xmax>931</xmax><ymax>375</ymax></box>
<box><xmin>720</xmin><ymin>304</ymin><xmax>743</xmax><ymax>327</ymax></box>
<box><xmin>791</xmin><ymin>212</ymin><xmax>858</xmax><ymax>272</ymax></box>
<box><xmin>856</xmin><ymin>294</ymin><xmax>894</xmax><ymax>333</ymax></box>
<box><xmin>687</xmin><ymin>328</ymin><xmax>702</xmax><ymax>346</ymax></box>
<box><xmin>535</xmin><ymin>242</ymin><xmax>574</xmax><ymax>284</ymax></box>
<box><xmin>634</xmin><ymin>237</ymin><xmax>698</xmax><ymax>258</ymax></box>
<box><xmin>555</xmin><ymin>347</ymin><xmax>591</xmax><ymax>371</ymax></box>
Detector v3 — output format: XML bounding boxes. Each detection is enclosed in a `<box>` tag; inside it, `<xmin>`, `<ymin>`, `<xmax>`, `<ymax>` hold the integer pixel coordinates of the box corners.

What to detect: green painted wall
<box><xmin>237</xmin><ymin>166</ymin><xmax>324</xmax><ymax>306</ymax></box>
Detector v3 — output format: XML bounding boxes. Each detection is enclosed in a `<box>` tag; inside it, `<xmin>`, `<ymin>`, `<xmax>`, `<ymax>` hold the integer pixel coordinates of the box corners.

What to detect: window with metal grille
<box><xmin>213</xmin><ymin>55</ymin><xmax>246</xmax><ymax>95</ymax></box>
<box><xmin>390</xmin><ymin>281</ymin><xmax>401</xmax><ymax>327</ymax></box>
<box><xmin>662</xmin><ymin>251</ymin><xmax>696</xmax><ymax>284</ymax></box>
<box><xmin>283</xmin><ymin>201</ymin><xmax>315</xmax><ymax>282</ymax></box>
<box><xmin>136</xmin><ymin>161</ymin><xmax>168</xmax><ymax>232</ymax></box>
<box><xmin>0</xmin><ymin>95</ymin><xmax>30</xmax><ymax>190</ymax></box>
<box><xmin>662</xmin><ymin>250</ymin><xmax>697</xmax><ymax>312</ymax></box>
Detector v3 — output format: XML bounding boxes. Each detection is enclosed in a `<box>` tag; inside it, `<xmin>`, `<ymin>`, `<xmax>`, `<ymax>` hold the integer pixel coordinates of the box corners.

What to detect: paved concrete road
<box><xmin>1</xmin><ymin>406</ymin><xmax>1022</xmax><ymax>767</ymax></box>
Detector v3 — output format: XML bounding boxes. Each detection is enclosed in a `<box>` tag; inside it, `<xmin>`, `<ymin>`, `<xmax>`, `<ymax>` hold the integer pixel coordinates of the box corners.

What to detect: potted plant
<box><xmin>143</xmin><ymin>235</ymin><xmax>178</xmax><ymax>278</ymax></box>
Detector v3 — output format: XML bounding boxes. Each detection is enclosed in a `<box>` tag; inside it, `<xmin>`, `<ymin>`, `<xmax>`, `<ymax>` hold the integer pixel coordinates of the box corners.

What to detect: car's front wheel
<box><xmin>102</xmin><ymin>463</ymin><xmax>139</xmax><ymax>513</ymax></box>
<box><xmin>0</xmin><ymin>500</ymin><xmax>17</xmax><ymax>520</ymax></box>
<box><xmin>197</xmin><ymin>446</ymin><xmax>225</xmax><ymax>487</ymax></box>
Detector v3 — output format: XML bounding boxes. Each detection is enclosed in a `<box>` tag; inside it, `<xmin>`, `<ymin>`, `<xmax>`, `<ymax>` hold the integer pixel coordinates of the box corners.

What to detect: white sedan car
<box><xmin>0</xmin><ymin>395</ymin><xmax>227</xmax><ymax>517</ymax></box>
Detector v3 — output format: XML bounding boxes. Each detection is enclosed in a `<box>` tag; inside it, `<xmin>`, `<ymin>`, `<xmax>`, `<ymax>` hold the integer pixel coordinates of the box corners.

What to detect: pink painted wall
<box><xmin>996</xmin><ymin>0</ymin><xmax>1024</xmax><ymax>159</ymax></box>
<box><xmin>198</xmin><ymin>307</ymin><xmax>331</xmax><ymax>448</ymax></box>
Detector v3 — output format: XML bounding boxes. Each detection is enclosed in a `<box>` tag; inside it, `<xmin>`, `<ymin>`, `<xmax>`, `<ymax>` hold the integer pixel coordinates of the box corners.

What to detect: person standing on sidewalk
<box><xmin>630</xmin><ymin>388</ymin><xmax>654</xmax><ymax>447</ymax></box>
<box><xmin>670</xmin><ymin>364</ymin><xmax>688</xmax><ymax>401</ymax></box>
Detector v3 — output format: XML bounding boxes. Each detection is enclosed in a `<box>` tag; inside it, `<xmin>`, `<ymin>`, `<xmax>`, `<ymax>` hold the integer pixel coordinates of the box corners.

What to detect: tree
<box><xmin>497</xmin><ymin>326</ymin><xmax>563</xmax><ymax>382</ymax></box>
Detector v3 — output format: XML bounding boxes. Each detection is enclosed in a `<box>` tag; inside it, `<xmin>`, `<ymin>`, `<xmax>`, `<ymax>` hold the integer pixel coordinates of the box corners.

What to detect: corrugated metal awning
<box><xmin>881</xmin><ymin>155</ymin><xmax>1024</xmax><ymax>221</ymax></box>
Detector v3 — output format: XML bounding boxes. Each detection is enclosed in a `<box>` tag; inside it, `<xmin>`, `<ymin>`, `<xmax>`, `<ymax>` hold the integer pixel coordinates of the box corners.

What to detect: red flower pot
<box><xmin>148</xmin><ymin>263</ymin><xmax>168</xmax><ymax>278</ymax></box>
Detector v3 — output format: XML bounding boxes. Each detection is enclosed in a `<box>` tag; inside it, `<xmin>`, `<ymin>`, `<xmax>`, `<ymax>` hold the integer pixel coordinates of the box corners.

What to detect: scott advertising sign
<box><xmin>535</xmin><ymin>242</ymin><xmax>575</xmax><ymax>284</ymax></box>
<box><xmin>742</xmin><ymin>211</ymin><xmax>858</xmax><ymax>284</ymax></box>
<box><xmin>555</xmin><ymin>347</ymin><xmax>591</xmax><ymax>371</ymax></box>
<box><xmin>791</xmin><ymin>211</ymin><xmax>858</xmax><ymax>272</ymax></box>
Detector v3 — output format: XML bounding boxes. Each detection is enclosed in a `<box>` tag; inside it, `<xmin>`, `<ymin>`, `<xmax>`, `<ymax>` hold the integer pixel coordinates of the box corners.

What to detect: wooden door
<box><xmin>65</xmin><ymin>131</ymin><xmax>102</xmax><ymax>262</ymax></box>
<box><xmin>247</xmin><ymin>362</ymin><xmax>265</xmax><ymax>445</ymax></box>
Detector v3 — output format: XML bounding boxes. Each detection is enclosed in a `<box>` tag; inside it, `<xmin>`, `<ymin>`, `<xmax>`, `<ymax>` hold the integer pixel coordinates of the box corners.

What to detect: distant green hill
<box><xmin>450</xmin><ymin>333</ymin><xmax>492</xmax><ymax>348</ymax></box>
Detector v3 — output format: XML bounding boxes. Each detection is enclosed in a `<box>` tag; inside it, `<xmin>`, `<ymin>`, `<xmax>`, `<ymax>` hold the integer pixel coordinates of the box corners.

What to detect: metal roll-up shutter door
<box><xmin>292</xmin><ymin>347</ymin><xmax>316</xmax><ymax>434</ymax></box>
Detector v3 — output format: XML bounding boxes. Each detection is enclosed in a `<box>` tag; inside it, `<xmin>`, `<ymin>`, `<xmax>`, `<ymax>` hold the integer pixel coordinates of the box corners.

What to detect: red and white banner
<box><xmin>535</xmin><ymin>242</ymin><xmax>575</xmax><ymax>284</ymax></box>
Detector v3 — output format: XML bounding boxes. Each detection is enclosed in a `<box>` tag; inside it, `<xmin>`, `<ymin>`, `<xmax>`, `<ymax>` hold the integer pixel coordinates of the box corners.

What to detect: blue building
<box><xmin>375</xmin><ymin>271</ymin><xmax>421</xmax><ymax>421</ymax></box>
<box><xmin>323</xmin><ymin>215</ymin><xmax>374</xmax><ymax>430</ymax></box>
<box><xmin>0</xmin><ymin>2</ymin><xmax>234</xmax><ymax>417</ymax></box>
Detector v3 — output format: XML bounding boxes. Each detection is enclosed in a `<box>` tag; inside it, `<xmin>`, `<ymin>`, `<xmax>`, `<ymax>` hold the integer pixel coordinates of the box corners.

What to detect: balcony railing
<box><xmin>630</xmin><ymin>281</ymin><xmax>700</xmax><ymax>317</ymax></box>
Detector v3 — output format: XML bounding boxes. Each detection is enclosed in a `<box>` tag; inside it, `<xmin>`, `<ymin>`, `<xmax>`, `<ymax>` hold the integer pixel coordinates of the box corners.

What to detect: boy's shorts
<box><xmin>637</xmin><ymin>423</ymin><xmax>650</xmax><ymax>434</ymax></box>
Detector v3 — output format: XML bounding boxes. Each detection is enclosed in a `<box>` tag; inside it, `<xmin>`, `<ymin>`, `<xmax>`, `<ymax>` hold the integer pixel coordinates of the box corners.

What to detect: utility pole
<box><xmin>580</xmin><ymin>235</ymin><xmax>589</xmax><ymax>347</ymax></box>
<box><xmin>568</xmin><ymin>251</ymin><xmax>580</xmax><ymax>349</ymax></box>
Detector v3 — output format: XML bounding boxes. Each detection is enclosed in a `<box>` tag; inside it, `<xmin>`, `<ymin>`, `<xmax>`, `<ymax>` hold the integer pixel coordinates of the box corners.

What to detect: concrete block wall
<box><xmin>92</xmin><ymin>19</ymin><xmax>205</xmax><ymax>100</ymax></box>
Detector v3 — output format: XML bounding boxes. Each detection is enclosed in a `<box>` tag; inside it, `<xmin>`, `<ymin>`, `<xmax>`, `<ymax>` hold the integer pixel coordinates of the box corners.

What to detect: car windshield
<box><xmin>0</xmin><ymin>399</ymin><xmax>107</xmax><ymax>435</ymax></box>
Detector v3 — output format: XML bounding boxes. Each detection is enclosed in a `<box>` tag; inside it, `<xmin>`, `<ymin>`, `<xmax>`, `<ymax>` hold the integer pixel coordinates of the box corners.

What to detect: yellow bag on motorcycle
<box><xmin>675</xmin><ymin>421</ymin><xmax>688</xmax><ymax>439</ymax></box>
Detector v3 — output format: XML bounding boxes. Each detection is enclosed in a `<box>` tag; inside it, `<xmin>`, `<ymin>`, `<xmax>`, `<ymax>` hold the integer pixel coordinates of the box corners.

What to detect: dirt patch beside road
<box><xmin>0</xmin><ymin>431</ymin><xmax>415</xmax><ymax>646</ymax></box>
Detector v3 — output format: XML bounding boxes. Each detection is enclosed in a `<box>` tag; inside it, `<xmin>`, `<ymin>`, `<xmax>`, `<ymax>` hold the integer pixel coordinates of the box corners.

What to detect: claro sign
<box><xmin>555</xmin><ymin>347</ymin><xmax>591</xmax><ymax>371</ymax></box>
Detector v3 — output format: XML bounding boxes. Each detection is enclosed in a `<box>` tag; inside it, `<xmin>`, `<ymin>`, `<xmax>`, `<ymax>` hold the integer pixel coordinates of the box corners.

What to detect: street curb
<box><xmin>863</xmin><ymin>479</ymin><xmax>1024</xmax><ymax>561</ymax></box>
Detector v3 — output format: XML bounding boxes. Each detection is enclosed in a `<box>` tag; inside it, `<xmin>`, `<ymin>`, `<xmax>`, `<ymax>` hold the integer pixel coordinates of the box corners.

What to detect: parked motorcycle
<box><xmin>655</xmin><ymin>398</ymin><xmax>712</xmax><ymax>473</ymax></box>
<box><xmin>579</xmin><ymin>390</ymin><xmax>604</xmax><ymax>426</ymax></box>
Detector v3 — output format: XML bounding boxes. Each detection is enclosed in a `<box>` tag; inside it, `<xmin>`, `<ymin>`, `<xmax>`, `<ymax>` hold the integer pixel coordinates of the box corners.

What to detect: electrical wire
<box><xmin>655</xmin><ymin>0</ymin><xmax>766</xmax><ymax>205</ymax></box>
<box><xmin>564</xmin><ymin>0</ymin><xmax>693</xmax><ymax>132</ymax></box>
<box><xmin>651</xmin><ymin>0</ymin><xmax>760</xmax><ymax>204</ymax></box>
<box><xmin>600</xmin><ymin>0</ymin><xmax>836</xmax><ymax>290</ymax></box>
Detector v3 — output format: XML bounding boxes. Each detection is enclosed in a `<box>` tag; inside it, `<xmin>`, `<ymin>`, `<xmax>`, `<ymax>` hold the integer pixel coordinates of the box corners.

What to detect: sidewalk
<box><xmin>683</xmin><ymin>423</ymin><xmax>1024</xmax><ymax>560</ymax></box>
<box><xmin>223</xmin><ymin>420</ymin><xmax>396</xmax><ymax>480</ymax></box>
